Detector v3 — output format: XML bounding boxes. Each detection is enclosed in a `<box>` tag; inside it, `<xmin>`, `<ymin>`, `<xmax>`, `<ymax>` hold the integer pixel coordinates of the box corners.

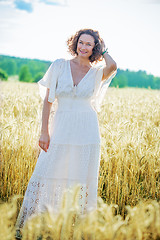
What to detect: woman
<box><xmin>16</xmin><ymin>28</ymin><xmax>117</xmax><ymax>230</ymax></box>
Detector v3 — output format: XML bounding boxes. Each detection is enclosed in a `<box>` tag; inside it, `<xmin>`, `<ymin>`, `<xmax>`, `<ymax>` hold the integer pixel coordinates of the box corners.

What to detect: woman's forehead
<box><xmin>79</xmin><ymin>34</ymin><xmax>95</xmax><ymax>43</ymax></box>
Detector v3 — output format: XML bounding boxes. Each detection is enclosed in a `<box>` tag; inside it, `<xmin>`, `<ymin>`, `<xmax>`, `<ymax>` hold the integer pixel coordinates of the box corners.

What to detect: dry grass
<box><xmin>0</xmin><ymin>185</ymin><xmax>160</xmax><ymax>240</ymax></box>
<box><xmin>1</xmin><ymin>82</ymin><xmax>42</xmax><ymax>201</ymax></box>
<box><xmin>98</xmin><ymin>88</ymin><xmax>160</xmax><ymax>216</ymax></box>
<box><xmin>0</xmin><ymin>82</ymin><xmax>160</xmax><ymax>239</ymax></box>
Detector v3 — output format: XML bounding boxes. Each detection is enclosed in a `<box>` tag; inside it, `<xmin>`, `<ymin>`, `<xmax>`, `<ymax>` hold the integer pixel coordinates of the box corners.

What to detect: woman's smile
<box><xmin>80</xmin><ymin>50</ymin><xmax>87</xmax><ymax>54</ymax></box>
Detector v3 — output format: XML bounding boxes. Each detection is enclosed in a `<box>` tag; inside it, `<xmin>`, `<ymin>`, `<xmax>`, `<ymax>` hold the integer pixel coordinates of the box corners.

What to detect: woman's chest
<box><xmin>70</xmin><ymin>63</ymin><xmax>91</xmax><ymax>86</ymax></box>
<box><xmin>55</xmin><ymin>60</ymin><xmax>97</xmax><ymax>98</ymax></box>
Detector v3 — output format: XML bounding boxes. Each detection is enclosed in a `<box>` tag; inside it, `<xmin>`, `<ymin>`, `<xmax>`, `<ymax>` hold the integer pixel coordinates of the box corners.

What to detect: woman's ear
<box><xmin>94</xmin><ymin>42</ymin><xmax>99</xmax><ymax>51</ymax></box>
<box><xmin>94</xmin><ymin>39</ymin><xmax>102</xmax><ymax>54</ymax></box>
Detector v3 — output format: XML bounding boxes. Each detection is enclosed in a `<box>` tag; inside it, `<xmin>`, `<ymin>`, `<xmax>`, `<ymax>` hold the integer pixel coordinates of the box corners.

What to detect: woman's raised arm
<box><xmin>101</xmin><ymin>40</ymin><xmax>117</xmax><ymax>81</ymax></box>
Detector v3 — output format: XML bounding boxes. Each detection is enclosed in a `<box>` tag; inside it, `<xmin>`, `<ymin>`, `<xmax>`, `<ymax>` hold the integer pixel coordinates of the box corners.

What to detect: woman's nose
<box><xmin>81</xmin><ymin>44</ymin><xmax>87</xmax><ymax>49</ymax></box>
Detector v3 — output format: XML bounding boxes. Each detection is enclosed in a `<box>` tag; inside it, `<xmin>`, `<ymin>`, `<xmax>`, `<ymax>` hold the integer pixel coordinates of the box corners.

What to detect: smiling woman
<box><xmin>67</xmin><ymin>29</ymin><xmax>103</xmax><ymax>64</ymax></box>
<box><xmin>15</xmin><ymin>28</ymin><xmax>117</xmax><ymax>234</ymax></box>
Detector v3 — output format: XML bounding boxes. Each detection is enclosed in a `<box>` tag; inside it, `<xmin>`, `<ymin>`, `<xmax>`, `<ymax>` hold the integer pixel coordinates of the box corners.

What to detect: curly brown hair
<box><xmin>67</xmin><ymin>28</ymin><xmax>103</xmax><ymax>64</ymax></box>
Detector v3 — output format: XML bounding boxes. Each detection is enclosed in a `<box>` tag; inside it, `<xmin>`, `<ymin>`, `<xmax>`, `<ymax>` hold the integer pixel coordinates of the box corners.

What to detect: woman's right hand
<box><xmin>39</xmin><ymin>132</ymin><xmax>50</xmax><ymax>152</ymax></box>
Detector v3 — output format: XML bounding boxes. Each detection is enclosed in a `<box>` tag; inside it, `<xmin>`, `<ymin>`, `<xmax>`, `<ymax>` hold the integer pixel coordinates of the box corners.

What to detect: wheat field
<box><xmin>0</xmin><ymin>81</ymin><xmax>160</xmax><ymax>240</ymax></box>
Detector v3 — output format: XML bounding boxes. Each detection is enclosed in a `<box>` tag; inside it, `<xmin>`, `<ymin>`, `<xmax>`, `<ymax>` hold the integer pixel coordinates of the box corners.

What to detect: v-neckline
<box><xmin>68</xmin><ymin>60</ymin><xmax>92</xmax><ymax>88</ymax></box>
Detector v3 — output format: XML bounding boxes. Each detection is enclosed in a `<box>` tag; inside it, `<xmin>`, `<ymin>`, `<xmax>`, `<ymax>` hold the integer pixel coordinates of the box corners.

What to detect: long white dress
<box><xmin>16</xmin><ymin>58</ymin><xmax>116</xmax><ymax>228</ymax></box>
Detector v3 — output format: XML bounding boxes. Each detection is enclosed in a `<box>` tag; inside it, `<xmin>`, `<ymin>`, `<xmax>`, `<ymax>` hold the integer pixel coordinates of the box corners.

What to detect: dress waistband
<box><xmin>56</xmin><ymin>97</ymin><xmax>94</xmax><ymax>112</ymax></box>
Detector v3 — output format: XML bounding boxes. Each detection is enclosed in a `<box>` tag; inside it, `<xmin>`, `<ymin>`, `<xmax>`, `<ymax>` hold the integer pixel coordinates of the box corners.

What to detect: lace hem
<box><xmin>16</xmin><ymin>177</ymin><xmax>98</xmax><ymax>229</ymax></box>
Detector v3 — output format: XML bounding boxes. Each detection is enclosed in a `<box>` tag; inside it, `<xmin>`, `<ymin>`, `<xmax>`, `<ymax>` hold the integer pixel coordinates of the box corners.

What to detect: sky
<box><xmin>0</xmin><ymin>0</ymin><xmax>160</xmax><ymax>77</ymax></box>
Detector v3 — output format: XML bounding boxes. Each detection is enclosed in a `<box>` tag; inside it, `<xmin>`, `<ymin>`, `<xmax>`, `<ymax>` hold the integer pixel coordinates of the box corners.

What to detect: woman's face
<box><xmin>76</xmin><ymin>34</ymin><xmax>95</xmax><ymax>59</ymax></box>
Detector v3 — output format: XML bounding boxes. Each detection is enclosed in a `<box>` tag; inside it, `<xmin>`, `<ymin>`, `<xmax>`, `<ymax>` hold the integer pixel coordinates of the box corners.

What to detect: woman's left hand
<box><xmin>100</xmin><ymin>39</ymin><xmax>106</xmax><ymax>54</ymax></box>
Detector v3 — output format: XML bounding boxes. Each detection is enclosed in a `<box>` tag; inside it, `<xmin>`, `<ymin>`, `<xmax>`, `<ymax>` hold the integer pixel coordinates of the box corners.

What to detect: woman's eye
<box><xmin>79</xmin><ymin>41</ymin><xmax>91</xmax><ymax>46</ymax></box>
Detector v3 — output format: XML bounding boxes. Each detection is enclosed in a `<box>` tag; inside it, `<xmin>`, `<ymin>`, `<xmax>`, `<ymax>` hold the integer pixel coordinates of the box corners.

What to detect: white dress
<box><xmin>16</xmin><ymin>58</ymin><xmax>116</xmax><ymax>228</ymax></box>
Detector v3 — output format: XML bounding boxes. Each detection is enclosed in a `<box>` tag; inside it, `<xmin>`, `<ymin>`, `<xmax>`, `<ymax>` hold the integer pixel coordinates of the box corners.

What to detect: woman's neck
<box><xmin>73</xmin><ymin>56</ymin><xmax>91</xmax><ymax>68</ymax></box>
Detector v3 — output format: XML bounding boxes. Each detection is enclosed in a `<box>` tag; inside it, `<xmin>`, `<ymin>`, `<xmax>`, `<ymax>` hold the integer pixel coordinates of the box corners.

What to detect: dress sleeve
<box><xmin>37</xmin><ymin>58</ymin><xmax>64</xmax><ymax>103</ymax></box>
<box><xmin>91</xmin><ymin>66</ymin><xmax>117</xmax><ymax>113</ymax></box>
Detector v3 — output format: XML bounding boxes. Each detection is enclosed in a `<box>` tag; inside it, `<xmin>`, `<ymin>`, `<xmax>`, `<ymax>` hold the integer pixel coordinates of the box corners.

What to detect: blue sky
<box><xmin>0</xmin><ymin>0</ymin><xmax>160</xmax><ymax>77</ymax></box>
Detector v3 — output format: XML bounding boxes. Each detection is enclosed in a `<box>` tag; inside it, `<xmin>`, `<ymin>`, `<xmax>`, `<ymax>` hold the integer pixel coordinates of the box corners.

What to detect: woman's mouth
<box><xmin>80</xmin><ymin>50</ymin><xmax>87</xmax><ymax>54</ymax></box>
